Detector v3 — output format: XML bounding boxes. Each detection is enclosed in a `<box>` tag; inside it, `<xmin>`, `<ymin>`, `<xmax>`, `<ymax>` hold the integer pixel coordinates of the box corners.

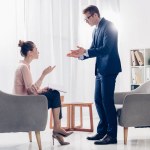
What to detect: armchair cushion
<box><xmin>118</xmin><ymin>94</ymin><xmax>150</xmax><ymax>127</ymax></box>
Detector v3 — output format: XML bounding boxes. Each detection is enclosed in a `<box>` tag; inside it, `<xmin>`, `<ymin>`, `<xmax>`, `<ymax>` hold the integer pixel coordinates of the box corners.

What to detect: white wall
<box><xmin>2</xmin><ymin>0</ymin><xmax>149</xmax><ymax>95</ymax></box>
<box><xmin>118</xmin><ymin>0</ymin><xmax>150</xmax><ymax>91</ymax></box>
<box><xmin>0</xmin><ymin>0</ymin><xmax>121</xmax><ymax>102</ymax></box>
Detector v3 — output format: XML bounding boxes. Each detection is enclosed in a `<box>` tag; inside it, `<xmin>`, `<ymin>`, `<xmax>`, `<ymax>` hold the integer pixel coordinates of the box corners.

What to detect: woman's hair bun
<box><xmin>18</xmin><ymin>40</ymin><xmax>24</xmax><ymax>47</ymax></box>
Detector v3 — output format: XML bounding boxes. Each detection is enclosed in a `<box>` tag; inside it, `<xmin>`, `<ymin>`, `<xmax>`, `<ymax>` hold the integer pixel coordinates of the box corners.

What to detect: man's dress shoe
<box><xmin>87</xmin><ymin>133</ymin><xmax>105</xmax><ymax>140</ymax></box>
<box><xmin>94</xmin><ymin>134</ymin><xmax>117</xmax><ymax>145</ymax></box>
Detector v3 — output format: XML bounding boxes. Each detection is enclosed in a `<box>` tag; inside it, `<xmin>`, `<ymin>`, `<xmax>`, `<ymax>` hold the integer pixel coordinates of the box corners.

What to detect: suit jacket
<box><xmin>83</xmin><ymin>18</ymin><xmax>122</xmax><ymax>76</ymax></box>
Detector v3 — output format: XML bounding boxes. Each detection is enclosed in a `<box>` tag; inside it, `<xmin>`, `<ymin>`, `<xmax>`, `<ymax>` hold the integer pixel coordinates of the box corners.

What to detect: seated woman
<box><xmin>13</xmin><ymin>40</ymin><xmax>73</xmax><ymax>145</ymax></box>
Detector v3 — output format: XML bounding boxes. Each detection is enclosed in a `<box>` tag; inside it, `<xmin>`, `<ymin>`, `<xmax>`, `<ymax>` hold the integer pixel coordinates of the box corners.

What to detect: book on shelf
<box><xmin>134</xmin><ymin>50</ymin><xmax>144</xmax><ymax>66</ymax></box>
<box><xmin>131</xmin><ymin>68</ymin><xmax>143</xmax><ymax>84</ymax></box>
<box><xmin>131</xmin><ymin>68</ymin><xmax>136</xmax><ymax>84</ymax></box>
<box><xmin>131</xmin><ymin>50</ymin><xmax>138</xmax><ymax>66</ymax></box>
<box><xmin>134</xmin><ymin>68</ymin><xmax>143</xmax><ymax>84</ymax></box>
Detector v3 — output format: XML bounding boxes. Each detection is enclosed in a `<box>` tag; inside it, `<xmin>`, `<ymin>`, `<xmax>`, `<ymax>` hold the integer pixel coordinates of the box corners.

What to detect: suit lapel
<box><xmin>94</xmin><ymin>18</ymin><xmax>106</xmax><ymax>45</ymax></box>
<box><xmin>94</xmin><ymin>27</ymin><xmax>100</xmax><ymax>45</ymax></box>
<box><xmin>93</xmin><ymin>28</ymin><xmax>97</xmax><ymax>45</ymax></box>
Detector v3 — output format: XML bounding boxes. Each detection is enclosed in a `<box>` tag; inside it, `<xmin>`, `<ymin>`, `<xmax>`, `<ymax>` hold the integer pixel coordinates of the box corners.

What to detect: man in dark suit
<box><xmin>67</xmin><ymin>5</ymin><xmax>122</xmax><ymax>145</ymax></box>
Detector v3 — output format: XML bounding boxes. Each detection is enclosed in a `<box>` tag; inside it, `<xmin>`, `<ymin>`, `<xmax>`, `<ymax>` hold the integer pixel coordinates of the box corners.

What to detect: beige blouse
<box><xmin>13</xmin><ymin>61</ymin><xmax>42</xmax><ymax>95</ymax></box>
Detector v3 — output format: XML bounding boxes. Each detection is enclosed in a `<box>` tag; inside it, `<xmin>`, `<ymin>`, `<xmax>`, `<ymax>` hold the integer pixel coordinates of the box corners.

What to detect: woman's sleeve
<box><xmin>21</xmin><ymin>65</ymin><xmax>39</xmax><ymax>94</ymax></box>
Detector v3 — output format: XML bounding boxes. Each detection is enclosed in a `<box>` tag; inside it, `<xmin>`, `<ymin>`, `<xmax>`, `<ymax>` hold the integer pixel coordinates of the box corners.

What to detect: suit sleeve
<box><xmin>87</xmin><ymin>24</ymin><xmax>117</xmax><ymax>58</ymax></box>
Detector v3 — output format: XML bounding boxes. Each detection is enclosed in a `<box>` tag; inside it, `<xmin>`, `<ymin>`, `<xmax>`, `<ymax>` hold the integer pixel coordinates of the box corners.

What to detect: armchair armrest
<box><xmin>119</xmin><ymin>93</ymin><xmax>150</xmax><ymax>127</ymax></box>
<box><xmin>114</xmin><ymin>92</ymin><xmax>131</xmax><ymax>104</ymax></box>
<box><xmin>0</xmin><ymin>91</ymin><xmax>48</xmax><ymax>133</ymax></box>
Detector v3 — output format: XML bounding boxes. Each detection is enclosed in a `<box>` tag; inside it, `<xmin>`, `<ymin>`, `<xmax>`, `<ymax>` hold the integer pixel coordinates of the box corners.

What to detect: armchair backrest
<box><xmin>132</xmin><ymin>81</ymin><xmax>150</xmax><ymax>93</ymax></box>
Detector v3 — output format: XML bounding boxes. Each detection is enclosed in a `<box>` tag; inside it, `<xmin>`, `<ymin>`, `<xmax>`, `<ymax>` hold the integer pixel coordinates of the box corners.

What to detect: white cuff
<box><xmin>84</xmin><ymin>50</ymin><xmax>89</xmax><ymax>57</ymax></box>
<box><xmin>78</xmin><ymin>55</ymin><xmax>84</xmax><ymax>60</ymax></box>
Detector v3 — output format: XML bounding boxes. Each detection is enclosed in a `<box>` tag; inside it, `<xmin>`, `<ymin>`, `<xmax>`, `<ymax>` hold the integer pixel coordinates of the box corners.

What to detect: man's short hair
<box><xmin>83</xmin><ymin>5</ymin><xmax>100</xmax><ymax>17</ymax></box>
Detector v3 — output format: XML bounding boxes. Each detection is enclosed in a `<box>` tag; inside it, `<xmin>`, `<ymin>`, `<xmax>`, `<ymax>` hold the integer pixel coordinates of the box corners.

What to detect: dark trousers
<box><xmin>95</xmin><ymin>73</ymin><xmax>118</xmax><ymax>138</ymax></box>
<box><xmin>39</xmin><ymin>89</ymin><xmax>62</xmax><ymax>119</ymax></box>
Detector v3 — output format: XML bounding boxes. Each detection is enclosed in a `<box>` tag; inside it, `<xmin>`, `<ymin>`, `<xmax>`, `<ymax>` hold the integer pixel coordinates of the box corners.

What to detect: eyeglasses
<box><xmin>84</xmin><ymin>14</ymin><xmax>93</xmax><ymax>21</ymax></box>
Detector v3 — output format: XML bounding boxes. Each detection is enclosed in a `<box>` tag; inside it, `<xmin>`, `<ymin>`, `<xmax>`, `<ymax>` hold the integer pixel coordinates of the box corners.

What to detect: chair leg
<box><xmin>80</xmin><ymin>106</ymin><xmax>83</xmax><ymax>128</ymax></box>
<box><xmin>89</xmin><ymin>105</ymin><xmax>94</xmax><ymax>132</ymax></box>
<box><xmin>124</xmin><ymin>127</ymin><xmax>128</xmax><ymax>145</ymax></box>
<box><xmin>67</xmin><ymin>104</ymin><xmax>71</xmax><ymax>129</ymax></box>
<box><xmin>28</xmin><ymin>131</ymin><xmax>32</xmax><ymax>142</ymax></box>
<box><xmin>35</xmin><ymin>131</ymin><xmax>42</xmax><ymax>150</ymax></box>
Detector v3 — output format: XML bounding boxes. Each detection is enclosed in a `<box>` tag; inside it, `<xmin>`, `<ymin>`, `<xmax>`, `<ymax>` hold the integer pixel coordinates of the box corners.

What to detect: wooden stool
<box><xmin>50</xmin><ymin>101</ymin><xmax>94</xmax><ymax>132</ymax></box>
<box><xmin>71</xmin><ymin>102</ymin><xmax>94</xmax><ymax>132</ymax></box>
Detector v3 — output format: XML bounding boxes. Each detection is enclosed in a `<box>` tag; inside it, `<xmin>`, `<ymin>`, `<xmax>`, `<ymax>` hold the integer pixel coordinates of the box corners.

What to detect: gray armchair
<box><xmin>114</xmin><ymin>81</ymin><xmax>150</xmax><ymax>144</ymax></box>
<box><xmin>0</xmin><ymin>90</ymin><xmax>48</xmax><ymax>150</ymax></box>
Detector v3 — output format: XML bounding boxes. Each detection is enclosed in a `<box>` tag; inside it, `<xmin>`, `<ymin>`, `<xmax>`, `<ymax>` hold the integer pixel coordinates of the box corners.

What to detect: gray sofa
<box><xmin>114</xmin><ymin>81</ymin><xmax>150</xmax><ymax>144</ymax></box>
<box><xmin>0</xmin><ymin>90</ymin><xmax>48</xmax><ymax>150</ymax></box>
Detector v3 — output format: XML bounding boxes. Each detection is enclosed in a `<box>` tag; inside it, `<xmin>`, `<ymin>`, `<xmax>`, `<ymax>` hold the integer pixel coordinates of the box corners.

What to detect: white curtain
<box><xmin>0</xmin><ymin>0</ymin><xmax>120</xmax><ymax>102</ymax></box>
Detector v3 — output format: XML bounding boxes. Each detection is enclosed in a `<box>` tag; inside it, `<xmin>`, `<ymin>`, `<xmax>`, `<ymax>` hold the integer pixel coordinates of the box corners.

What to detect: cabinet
<box><xmin>130</xmin><ymin>49</ymin><xmax>150</xmax><ymax>90</ymax></box>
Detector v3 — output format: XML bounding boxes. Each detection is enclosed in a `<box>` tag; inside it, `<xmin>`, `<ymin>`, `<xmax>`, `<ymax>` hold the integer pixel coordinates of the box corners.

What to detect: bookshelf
<box><xmin>130</xmin><ymin>49</ymin><xmax>150</xmax><ymax>90</ymax></box>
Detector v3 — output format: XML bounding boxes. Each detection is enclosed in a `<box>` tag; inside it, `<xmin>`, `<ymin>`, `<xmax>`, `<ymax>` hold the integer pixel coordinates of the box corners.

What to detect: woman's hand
<box><xmin>42</xmin><ymin>66</ymin><xmax>56</xmax><ymax>76</ymax></box>
<box><xmin>27</xmin><ymin>84</ymin><xmax>38</xmax><ymax>95</ymax></box>
<box><xmin>38</xmin><ymin>66</ymin><xmax>56</xmax><ymax>87</ymax></box>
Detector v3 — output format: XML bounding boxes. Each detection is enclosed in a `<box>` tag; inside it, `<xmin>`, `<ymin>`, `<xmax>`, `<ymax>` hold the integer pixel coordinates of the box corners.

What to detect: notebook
<box><xmin>48</xmin><ymin>84</ymin><xmax>67</xmax><ymax>93</ymax></box>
